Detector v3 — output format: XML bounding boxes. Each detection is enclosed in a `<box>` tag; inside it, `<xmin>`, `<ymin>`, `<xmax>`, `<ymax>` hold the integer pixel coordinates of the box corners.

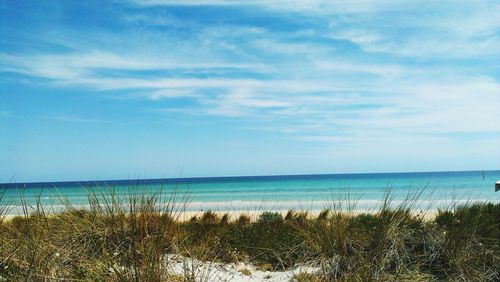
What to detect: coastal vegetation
<box><xmin>0</xmin><ymin>189</ymin><xmax>498</xmax><ymax>281</ymax></box>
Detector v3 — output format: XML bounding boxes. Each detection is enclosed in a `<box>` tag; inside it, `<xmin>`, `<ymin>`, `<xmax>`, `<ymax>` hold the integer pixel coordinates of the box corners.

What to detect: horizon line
<box><xmin>2</xmin><ymin>169</ymin><xmax>499</xmax><ymax>187</ymax></box>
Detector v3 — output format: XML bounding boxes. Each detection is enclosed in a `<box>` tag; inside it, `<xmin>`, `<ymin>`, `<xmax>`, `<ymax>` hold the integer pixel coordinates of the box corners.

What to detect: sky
<box><xmin>1</xmin><ymin>0</ymin><xmax>499</xmax><ymax>182</ymax></box>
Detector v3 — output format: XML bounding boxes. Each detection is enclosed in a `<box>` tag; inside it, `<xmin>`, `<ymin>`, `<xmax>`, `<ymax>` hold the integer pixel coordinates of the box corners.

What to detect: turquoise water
<box><xmin>1</xmin><ymin>170</ymin><xmax>499</xmax><ymax>215</ymax></box>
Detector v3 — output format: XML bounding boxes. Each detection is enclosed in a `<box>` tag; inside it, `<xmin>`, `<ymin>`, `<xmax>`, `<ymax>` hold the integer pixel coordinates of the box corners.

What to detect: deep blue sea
<box><xmin>1</xmin><ymin>170</ymin><xmax>499</xmax><ymax>215</ymax></box>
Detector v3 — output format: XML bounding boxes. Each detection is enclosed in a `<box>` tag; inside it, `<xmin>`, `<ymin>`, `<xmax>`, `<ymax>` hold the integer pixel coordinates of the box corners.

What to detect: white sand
<box><xmin>2</xmin><ymin>209</ymin><xmax>438</xmax><ymax>222</ymax></box>
<box><xmin>177</xmin><ymin>209</ymin><xmax>437</xmax><ymax>222</ymax></box>
<box><xmin>165</xmin><ymin>254</ymin><xmax>319</xmax><ymax>282</ymax></box>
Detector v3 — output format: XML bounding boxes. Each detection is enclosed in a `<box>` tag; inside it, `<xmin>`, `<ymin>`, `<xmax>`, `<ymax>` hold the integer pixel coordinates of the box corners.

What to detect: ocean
<box><xmin>1</xmin><ymin>170</ymin><xmax>499</xmax><ymax>215</ymax></box>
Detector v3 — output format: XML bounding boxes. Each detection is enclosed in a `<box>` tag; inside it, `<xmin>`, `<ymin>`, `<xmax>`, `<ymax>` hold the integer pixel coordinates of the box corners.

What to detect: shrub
<box><xmin>317</xmin><ymin>209</ymin><xmax>330</xmax><ymax>221</ymax></box>
<box><xmin>236</xmin><ymin>214</ymin><xmax>250</xmax><ymax>225</ymax></box>
<box><xmin>239</xmin><ymin>268</ymin><xmax>252</xmax><ymax>276</ymax></box>
<box><xmin>292</xmin><ymin>271</ymin><xmax>322</xmax><ymax>282</ymax></box>
<box><xmin>220</xmin><ymin>213</ymin><xmax>230</xmax><ymax>225</ymax></box>
<box><xmin>200</xmin><ymin>211</ymin><xmax>218</xmax><ymax>225</ymax></box>
<box><xmin>259</xmin><ymin>211</ymin><xmax>283</xmax><ymax>223</ymax></box>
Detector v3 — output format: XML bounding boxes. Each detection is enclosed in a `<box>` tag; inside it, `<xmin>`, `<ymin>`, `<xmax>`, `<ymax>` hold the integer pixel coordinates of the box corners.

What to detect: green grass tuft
<box><xmin>0</xmin><ymin>187</ymin><xmax>498</xmax><ymax>281</ymax></box>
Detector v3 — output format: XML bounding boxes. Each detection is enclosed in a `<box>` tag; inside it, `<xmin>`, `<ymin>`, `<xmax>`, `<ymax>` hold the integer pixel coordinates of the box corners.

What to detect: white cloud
<box><xmin>144</xmin><ymin>89</ymin><xmax>198</xmax><ymax>100</ymax></box>
<box><xmin>2</xmin><ymin>0</ymin><xmax>499</xmax><ymax>145</ymax></box>
<box><xmin>52</xmin><ymin>114</ymin><xmax>107</xmax><ymax>124</ymax></box>
<box><xmin>130</xmin><ymin>0</ymin><xmax>415</xmax><ymax>14</ymax></box>
<box><xmin>326</xmin><ymin>3</ymin><xmax>500</xmax><ymax>58</ymax></box>
<box><xmin>3</xmin><ymin>47</ymin><xmax>499</xmax><ymax>138</ymax></box>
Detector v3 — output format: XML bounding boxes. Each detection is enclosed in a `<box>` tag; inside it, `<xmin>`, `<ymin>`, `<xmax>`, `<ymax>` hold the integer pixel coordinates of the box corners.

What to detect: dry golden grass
<box><xmin>0</xmin><ymin>187</ymin><xmax>498</xmax><ymax>281</ymax></box>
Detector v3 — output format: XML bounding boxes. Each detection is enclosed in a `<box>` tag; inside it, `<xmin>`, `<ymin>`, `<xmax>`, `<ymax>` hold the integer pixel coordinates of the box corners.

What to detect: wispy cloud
<box><xmin>1</xmin><ymin>0</ymin><xmax>499</xmax><ymax>143</ymax></box>
<box><xmin>129</xmin><ymin>0</ymin><xmax>414</xmax><ymax>14</ymax></box>
<box><xmin>0</xmin><ymin>110</ymin><xmax>11</xmax><ymax>117</ymax></box>
<box><xmin>51</xmin><ymin>114</ymin><xmax>107</xmax><ymax>124</ymax></box>
<box><xmin>2</xmin><ymin>0</ymin><xmax>500</xmax><ymax>180</ymax></box>
<box><xmin>325</xmin><ymin>3</ymin><xmax>500</xmax><ymax>58</ymax></box>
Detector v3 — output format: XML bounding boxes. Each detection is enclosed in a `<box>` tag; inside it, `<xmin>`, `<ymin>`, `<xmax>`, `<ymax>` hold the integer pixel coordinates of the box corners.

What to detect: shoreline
<box><xmin>2</xmin><ymin>208</ymin><xmax>439</xmax><ymax>222</ymax></box>
<box><xmin>177</xmin><ymin>209</ymin><xmax>439</xmax><ymax>222</ymax></box>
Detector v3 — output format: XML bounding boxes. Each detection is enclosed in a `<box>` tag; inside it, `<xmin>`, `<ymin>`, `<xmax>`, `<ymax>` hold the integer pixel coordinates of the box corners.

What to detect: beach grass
<box><xmin>0</xmin><ymin>188</ymin><xmax>499</xmax><ymax>281</ymax></box>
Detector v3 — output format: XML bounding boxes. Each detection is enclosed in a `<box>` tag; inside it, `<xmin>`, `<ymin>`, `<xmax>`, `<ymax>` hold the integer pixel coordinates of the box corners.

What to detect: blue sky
<box><xmin>1</xmin><ymin>0</ymin><xmax>499</xmax><ymax>182</ymax></box>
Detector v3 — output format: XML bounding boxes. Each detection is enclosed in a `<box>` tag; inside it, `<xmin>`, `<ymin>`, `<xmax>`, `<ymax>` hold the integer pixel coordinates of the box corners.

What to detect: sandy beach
<box><xmin>2</xmin><ymin>208</ymin><xmax>439</xmax><ymax>222</ymax></box>
<box><xmin>177</xmin><ymin>209</ymin><xmax>438</xmax><ymax>222</ymax></box>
